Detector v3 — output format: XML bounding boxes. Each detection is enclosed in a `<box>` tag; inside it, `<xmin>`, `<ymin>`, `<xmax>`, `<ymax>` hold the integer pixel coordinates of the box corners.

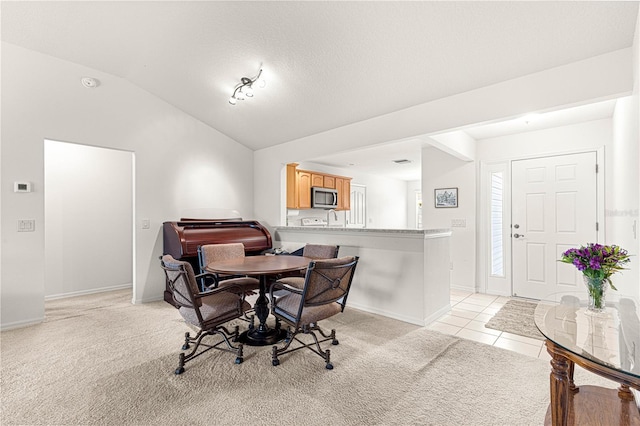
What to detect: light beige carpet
<box><xmin>485</xmin><ymin>299</ymin><xmax>545</xmax><ymax>341</ymax></box>
<box><xmin>0</xmin><ymin>289</ymin><xmax>607</xmax><ymax>425</ymax></box>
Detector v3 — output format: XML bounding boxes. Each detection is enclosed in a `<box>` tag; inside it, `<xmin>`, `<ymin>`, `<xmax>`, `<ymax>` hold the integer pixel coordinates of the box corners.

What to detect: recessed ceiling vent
<box><xmin>393</xmin><ymin>159</ymin><xmax>411</xmax><ymax>165</ymax></box>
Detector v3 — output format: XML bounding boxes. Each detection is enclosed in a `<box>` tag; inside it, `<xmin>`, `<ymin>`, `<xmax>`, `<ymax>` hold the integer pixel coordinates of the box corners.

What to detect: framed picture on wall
<box><xmin>434</xmin><ymin>187</ymin><xmax>458</xmax><ymax>208</ymax></box>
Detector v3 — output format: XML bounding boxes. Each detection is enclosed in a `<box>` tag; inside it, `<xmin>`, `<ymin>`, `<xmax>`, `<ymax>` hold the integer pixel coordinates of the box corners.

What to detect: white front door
<box><xmin>512</xmin><ymin>152</ymin><xmax>598</xmax><ymax>300</ymax></box>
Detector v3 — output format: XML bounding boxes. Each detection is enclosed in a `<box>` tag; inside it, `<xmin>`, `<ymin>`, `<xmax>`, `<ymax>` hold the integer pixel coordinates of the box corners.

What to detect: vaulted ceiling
<box><xmin>3</xmin><ymin>1</ymin><xmax>638</xmax><ymax>159</ymax></box>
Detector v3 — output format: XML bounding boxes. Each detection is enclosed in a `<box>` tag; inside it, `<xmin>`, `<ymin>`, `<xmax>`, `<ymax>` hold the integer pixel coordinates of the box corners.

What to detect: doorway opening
<box><xmin>44</xmin><ymin>140</ymin><xmax>134</xmax><ymax>302</ymax></box>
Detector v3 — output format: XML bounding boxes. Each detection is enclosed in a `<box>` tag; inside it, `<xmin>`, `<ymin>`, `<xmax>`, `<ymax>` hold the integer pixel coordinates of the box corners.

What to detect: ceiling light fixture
<box><xmin>229</xmin><ymin>67</ymin><xmax>266</xmax><ymax>105</ymax></box>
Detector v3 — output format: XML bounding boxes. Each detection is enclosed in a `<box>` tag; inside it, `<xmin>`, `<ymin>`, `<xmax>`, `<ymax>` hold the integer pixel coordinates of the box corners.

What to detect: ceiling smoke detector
<box><xmin>81</xmin><ymin>77</ymin><xmax>100</xmax><ymax>88</ymax></box>
<box><xmin>393</xmin><ymin>159</ymin><xmax>412</xmax><ymax>164</ymax></box>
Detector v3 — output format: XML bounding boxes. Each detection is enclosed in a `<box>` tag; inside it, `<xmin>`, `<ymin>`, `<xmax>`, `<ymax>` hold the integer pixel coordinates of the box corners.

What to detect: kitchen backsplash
<box><xmin>287</xmin><ymin>208</ymin><xmax>346</xmax><ymax>227</ymax></box>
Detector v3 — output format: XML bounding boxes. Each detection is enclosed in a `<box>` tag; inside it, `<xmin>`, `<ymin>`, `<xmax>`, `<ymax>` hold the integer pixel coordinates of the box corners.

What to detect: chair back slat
<box><xmin>198</xmin><ymin>243</ymin><xmax>245</xmax><ymax>269</ymax></box>
<box><xmin>303</xmin><ymin>257</ymin><xmax>358</xmax><ymax>307</ymax></box>
<box><xmin>302</xmin><ymin>244</ymin><xmax>339</xmax><ymax>260</ymax></box>
<box><xmin>161</xmin><ymin>255</ymin><xmax>201</xmax><ymax>309</ymax></box>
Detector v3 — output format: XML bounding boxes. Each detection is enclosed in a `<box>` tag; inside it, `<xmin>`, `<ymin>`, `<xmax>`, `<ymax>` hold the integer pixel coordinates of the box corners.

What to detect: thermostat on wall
<box><xmin>14</xmin><ymin>182</ymin><xmax>32</xmax><ymax>193</ymax></box>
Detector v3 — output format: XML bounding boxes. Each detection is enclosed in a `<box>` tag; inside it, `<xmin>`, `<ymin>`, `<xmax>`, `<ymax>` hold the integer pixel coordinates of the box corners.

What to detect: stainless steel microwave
<box><xmin>311</xmin><ymin>187</ymin><xmax>338</xmax><ymax>209</ymax></box>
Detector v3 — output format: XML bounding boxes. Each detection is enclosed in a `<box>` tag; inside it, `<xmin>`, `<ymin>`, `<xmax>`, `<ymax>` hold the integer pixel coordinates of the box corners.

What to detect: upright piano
<box><xmin>162</xmin><ymin>219</ymin><xmax>272</xmax><ymax>305</ymax></box>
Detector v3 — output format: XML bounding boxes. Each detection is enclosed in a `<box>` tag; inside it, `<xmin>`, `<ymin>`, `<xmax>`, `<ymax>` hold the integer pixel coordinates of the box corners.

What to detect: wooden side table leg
<box><xmin>546</xmin><ymin>341</ymin><xmax>570</xmax><ymax>426</ymax></box>
<box><xmin>568</xmin><ymin>360</ymin><xmax>579</xmax><ymax>393</ymax></box>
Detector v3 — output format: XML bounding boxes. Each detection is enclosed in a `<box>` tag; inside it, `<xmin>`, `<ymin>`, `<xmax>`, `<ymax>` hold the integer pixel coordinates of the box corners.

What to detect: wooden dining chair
<box><xmin>269</xmin><ymin>256</ymin><xmax>359</xmax><ymax>369</ymax></box>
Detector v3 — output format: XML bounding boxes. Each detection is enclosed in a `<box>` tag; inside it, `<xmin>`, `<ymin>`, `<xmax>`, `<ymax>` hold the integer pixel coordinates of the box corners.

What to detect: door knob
<box><xmin>513</xmin><ymin>233</ymin><xmax>524</xmax><ymax>238</ymax></box>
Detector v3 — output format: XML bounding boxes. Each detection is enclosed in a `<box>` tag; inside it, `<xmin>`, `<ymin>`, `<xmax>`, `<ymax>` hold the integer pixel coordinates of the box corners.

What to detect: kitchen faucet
<box><xmin>327</xmin><ymin>209</ymin><xmax>338</xmax><ymax>226</ymax></box>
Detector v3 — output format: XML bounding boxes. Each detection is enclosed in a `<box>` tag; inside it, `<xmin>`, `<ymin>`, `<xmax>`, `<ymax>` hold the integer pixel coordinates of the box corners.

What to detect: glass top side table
<box><xmin>534</xmin><ymin>292</ymin><xmax>640</xmax><ymax>426</ymax></box>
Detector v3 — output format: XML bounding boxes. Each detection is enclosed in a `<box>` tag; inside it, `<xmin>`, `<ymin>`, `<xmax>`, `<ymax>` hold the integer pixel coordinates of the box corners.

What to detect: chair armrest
<box><xmin>197</xmin><ymin>283</ymin><xmax>246</xmax><ymax>298</ymax></box>
<box><xmin>269</xmin><ymin>280</ymin><xmax>303</xmax><ymax>299</ymax></box>
<box><xmin>194</xmin><ymin>271</ymin><xmax>220</xmax><ymax>292</ymax></box>
<box><xmin>195</xmin><ymin>271</ymin><xmax>215</xmax><ymax>280</ymax></box>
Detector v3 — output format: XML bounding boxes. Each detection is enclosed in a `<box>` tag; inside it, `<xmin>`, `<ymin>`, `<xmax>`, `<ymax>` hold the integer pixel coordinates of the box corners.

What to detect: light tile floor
<box><xmin>429</xmin><ymin>289</ymin><xmax>552</xmax><ymax>362</ymax></box>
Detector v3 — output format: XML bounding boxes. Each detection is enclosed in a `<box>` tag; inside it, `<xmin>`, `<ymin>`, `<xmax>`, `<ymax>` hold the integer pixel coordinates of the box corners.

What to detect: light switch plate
<box><xmin>17</xmin><ymin>219</ymin><xmax>35</xmax><ymax>232</ymax></box>
<box><xmin>451</xmin><ymin>219</ymin><xmax>466</xmax><ymax>228</ymax></box>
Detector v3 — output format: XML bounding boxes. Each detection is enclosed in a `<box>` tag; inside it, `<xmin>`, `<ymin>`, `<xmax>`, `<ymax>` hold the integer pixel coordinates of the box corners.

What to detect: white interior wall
<box><xmin>1</xmin><ymin>43</ymin><xmax>255</xmax><ymax>329</ymax></box>
<box><xmin>406</xmin><ymin>180</ymin><xmax>421</xmax><ymax>229</ymax></box>
<box><xmin>476</xmin><ymin>119</ymin><xmax>613</xmax><ymax>161</ymax></box>
<box><xmin>421</xmin><ymin>147</ymin><xmax>476</xmax><ymax>291</ymax></box>
<box><xmin>610</xmin><ymin>97</ymin><xmax>640</xmax><ymax>298</ymax></box>
<box><xmin>355</xmin><ymin>172</ymin><xmax>407</xmax><ymax>229</ymax></box>
<box><xmin>44</xmin><ymin>140</ymin><xmax>133</xmax><ymax>298</ymax></box>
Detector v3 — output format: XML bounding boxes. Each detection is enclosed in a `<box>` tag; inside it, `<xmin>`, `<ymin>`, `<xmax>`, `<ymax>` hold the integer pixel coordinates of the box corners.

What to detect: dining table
<box><xmin>205</xmin><ymin>254</ymin><xmax>312</xmax><ymax>346</ymax></box>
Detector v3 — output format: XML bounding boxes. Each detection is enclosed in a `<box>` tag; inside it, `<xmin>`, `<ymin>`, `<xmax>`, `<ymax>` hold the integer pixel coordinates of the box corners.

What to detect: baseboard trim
<box><xmin>1</xmin><ymin>316</ymin><xmax>45</xmax><ymax>331</ymax></box>
<box><xmin>424</xmin><ymin>303</ymin><xmax>452</xmax><ymax>325</ymax></box>
<box><xmin>450</xmin><ymin>284</ymin><xmax>476</xmax><ymax>293</ymax></box>
<box><xmin>347</xmin><ymin>302</ymin><xmax>424</xmax><ymax>326</ymax></box>
<box><xmin>45</xmin><ymin>284</ymin><xmax>132</xmax><ymax>301</ymax></box>
<box><xmin>134</xmin><ymin>295</ymin><xmax>164</xmax><ymax>304</ymax></box>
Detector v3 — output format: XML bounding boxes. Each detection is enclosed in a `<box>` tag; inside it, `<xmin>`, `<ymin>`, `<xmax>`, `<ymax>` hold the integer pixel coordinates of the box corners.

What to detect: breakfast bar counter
<box><xmin>274</xmin><ymin>226</ymin><xmax>452</xmax><ymax>326</ymax></box>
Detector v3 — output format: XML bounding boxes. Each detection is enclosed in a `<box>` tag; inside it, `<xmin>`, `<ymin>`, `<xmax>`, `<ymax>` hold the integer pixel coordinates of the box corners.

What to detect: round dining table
<box><xmin>205</xmin><ymin>255</ymin><xmax>312</xmax><ymax>346</ymax></box>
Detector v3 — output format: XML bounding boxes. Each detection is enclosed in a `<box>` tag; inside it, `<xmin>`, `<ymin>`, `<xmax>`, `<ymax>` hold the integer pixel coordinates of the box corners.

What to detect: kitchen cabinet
<box><xmin>311</xmin><ymin>174</ymin><xmax>324</xmax><ymax>188</ymax></box>
<box><xmin>323</xmin><ymin>175</ymin><xmax>336</xmax><ymax>189</ymax></box>
<box><xmin>336</xmin><ymin>178</ymin><xmax>351</xmax><ymax>211</ymax></box>
<box><xmin>287</xmin><ymin>165</ymin><xmax>312</xmax><ymax>209</ymax></box>
<box><xmin>287</xmin><ymin>163</ymin><xmax>351</xmax><ymax>210</ymax></box>
<box><xmin>297</xmin><ymin>172</ymin><xmax>312</xmax><ymax>209</ymax></box>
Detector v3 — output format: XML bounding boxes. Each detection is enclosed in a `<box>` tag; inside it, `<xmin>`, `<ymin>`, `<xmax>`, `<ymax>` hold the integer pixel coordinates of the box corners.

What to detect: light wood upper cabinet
<box><xmin>297</xmin><ymin>171</ymin><xmax>312</xmax><ymax>209</ymax></box>
<box><xmin>286</xmin><ymin>164</ymin><xmax>298</xmax><ymax>208</ymax></box>
<box><xmin>336</xmin><ymin>177</ymin><xmax>351</xmax><ymax>211</ymax></box>
<box><xmin>287</xmin><ymin>163</ymin><xmax>351</xmax><ymax>210</ymax></box>
<box><xmin>323</xmin><ymin>175</ymin><xmax>336</xmax><ymax>189</ymax></box>
<box><xmin>287</xmin><ymin>164</ymin><xmax>311</xmax><ymax>209</ymax></box>
<box><xmin>311</xmin><ymin>174</ymin><xmax>325</xmax><ymax>188</ymax></box>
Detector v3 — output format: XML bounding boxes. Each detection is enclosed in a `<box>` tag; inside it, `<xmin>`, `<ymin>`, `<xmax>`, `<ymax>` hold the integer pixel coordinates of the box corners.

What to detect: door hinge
<box><xmin>596</xmin><ymin>222</ymin><xmax>599</xmax><ymax>231</ymax></box>
<box><xmin>595</xmin><ymin>164</ymin><xmax>599</xmax><ymax>173</ymax></box>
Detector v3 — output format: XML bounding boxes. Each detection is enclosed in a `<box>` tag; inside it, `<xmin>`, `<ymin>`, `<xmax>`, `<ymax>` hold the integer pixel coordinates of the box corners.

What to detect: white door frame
<box><xmin>478</xmin><ymin>147</ymin><xmax>605</xmax><ymax>296</ymax></box>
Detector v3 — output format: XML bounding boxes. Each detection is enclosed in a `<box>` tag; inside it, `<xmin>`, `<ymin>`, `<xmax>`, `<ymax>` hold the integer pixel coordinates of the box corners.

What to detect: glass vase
<box><xmin>583</xmin><ymin>275</ymin><xmax>607</xmax><ymax>313</ymax></box>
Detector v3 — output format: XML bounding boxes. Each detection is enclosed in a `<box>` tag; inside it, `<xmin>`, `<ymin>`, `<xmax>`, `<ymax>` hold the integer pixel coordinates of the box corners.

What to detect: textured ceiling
<box><xmin>2</xmin><ymin>1</ymin><xmax>638</xmax><ymax>153</ymax></box>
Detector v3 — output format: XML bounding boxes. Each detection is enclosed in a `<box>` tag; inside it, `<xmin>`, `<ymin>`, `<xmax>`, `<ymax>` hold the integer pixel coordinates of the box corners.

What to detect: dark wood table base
<box><xmin>237</xmin><ymin>275</ymin><xmax>287</xmax><ymax>346</ymax></box>
<box><xmin>544</xmin><ymin>385</ymin><xmax>640</xmax><ymax>426</ymax></box>
<box><xmin>545</xmin><ymin>339</ymin><xmax>640</xmax><ymax>426</ymax></box>
<box><xmin>206</xmin><ymin>255</ymin><xmax>312</xmax><ymax>347</ymax></box>
<box><xmin>238</xmin><ymin>327</ymin><xmax>288</xmax><ymax>346</ymax></box>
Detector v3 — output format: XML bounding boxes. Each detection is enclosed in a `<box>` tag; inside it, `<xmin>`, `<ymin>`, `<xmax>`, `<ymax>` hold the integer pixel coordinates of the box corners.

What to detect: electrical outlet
<box><xmin>451</xmin><ymin>219</ymin><xmax>466</xmax><ymax>228</ymax></box>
